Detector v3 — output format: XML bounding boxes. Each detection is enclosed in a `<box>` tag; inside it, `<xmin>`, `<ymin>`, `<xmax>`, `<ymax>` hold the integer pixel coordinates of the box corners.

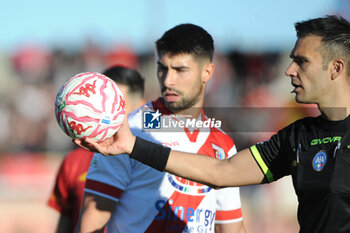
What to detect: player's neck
<box><xmin>172</xmin><ymin>107</ymin><xmax>202</xmax><ymax>119</ymax></box>
<box><xmin>167</xmin><ymin>97</ymin><xmax>205</xmax><ymax>119</ymax></box>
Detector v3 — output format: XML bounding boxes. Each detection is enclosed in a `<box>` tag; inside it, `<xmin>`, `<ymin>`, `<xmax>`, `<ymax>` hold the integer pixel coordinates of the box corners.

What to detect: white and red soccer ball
<box><xmin>55</xmin><ymin>72</ymin><xmax>126</xmax><ymax>142</ymax></box>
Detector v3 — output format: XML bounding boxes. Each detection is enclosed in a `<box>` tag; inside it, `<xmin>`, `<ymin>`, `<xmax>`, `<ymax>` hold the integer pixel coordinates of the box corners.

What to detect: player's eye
<box><xmin>175</xmin><ymin>67</ymin><xmax>188</xmax><ymax>73</ymax></box>
<box><xmin>157</xmin><ymin>66</ymin><xmax>167</xmax><ymax>77</ymax></box>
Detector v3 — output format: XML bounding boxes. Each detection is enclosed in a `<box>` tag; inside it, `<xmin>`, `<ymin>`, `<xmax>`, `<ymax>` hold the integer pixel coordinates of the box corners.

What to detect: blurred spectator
<box><xmin>80</xmin><ymin>39</ymin><xmax>105</xmax><ymax>72</ymax></box>
<box><xmin>205</xmin><ymin>52</ymin><xmax>243</xmax><ymax>107</ymax></box>
<box><xmin>10</xmin><ymin>82</ymin><xmax>53</xmax><ymax>152</ymax></box>
<box><xmin>12</xmin><ymin>43</ymin><xmax>51</xmax><ymax>83</ymax></box>
<box><xmin>106</xmin><ymin>44</ymin><xmax>139</xmax><ymax>69</ymax></box>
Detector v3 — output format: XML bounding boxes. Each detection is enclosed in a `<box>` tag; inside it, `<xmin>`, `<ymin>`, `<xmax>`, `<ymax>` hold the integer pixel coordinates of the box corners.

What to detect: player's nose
<box><xmin>163</xmin><ymin>70</ymin><xmax>176</xmax><ymax>87</ymax></box>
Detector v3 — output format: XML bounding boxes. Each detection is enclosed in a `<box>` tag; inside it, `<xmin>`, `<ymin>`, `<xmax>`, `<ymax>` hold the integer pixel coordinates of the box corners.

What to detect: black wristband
<box><xmin>129</xmin><ymin>136</ymin><xmax>171</xmax><ymax>171</ymax></box>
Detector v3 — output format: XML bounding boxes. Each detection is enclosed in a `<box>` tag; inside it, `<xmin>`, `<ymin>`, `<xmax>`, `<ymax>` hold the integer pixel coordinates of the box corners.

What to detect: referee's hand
<box><xmin>74</xmin><ymin>117</ymin><xmax>136</xmax><ymax>156</ymax></box>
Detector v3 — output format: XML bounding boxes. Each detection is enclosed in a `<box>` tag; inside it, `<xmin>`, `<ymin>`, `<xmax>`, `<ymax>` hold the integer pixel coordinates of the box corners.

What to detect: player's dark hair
<box><xmin>156</xmin><ymin>24</ymin><xmax>214</xmax><ymax>61</ymax></box>
<box><xmin>102</xmin><ymin>65</ymin><xmax>144</xmax><ymax>96</ymax></box>
<box><xmin>295</xmin><ymin>15</ymin><xmax>350</xmax><ymax>72</ymax></box>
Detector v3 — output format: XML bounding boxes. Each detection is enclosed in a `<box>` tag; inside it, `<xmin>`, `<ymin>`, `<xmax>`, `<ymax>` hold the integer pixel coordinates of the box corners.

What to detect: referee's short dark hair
<box><xmin>295</xmin><ymin>15</ymin><xmax>350</xmax><ymax>73</ymax></box>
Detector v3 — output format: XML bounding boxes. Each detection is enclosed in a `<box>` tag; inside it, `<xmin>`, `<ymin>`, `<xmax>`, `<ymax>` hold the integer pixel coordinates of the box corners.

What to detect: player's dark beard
<box><xmin>162</xmin><ymin>85</ymin><xmax>202</xmax><ymax>112</ymax></box>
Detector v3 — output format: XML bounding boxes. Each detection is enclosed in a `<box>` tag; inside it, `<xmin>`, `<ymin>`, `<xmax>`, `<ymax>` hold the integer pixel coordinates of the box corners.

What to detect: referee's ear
<box><xmin>330</xmin><ymin>58</ymin><xmax>344</xmax><ymax>80</ymax></box>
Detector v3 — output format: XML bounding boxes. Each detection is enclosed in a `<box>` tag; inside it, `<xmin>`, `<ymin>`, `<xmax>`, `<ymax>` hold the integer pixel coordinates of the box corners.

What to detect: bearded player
<box><xmin>75</xmin><ymin>24</ymin><xmax>246</xmax><ymax>233</ymax></box>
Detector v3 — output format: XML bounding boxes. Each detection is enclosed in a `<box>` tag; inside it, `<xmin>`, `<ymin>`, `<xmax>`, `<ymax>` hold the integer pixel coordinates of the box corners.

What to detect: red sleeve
<box><xmin>47</xmin><ymin>151</ymin><xmax>74</xmax><ymax>216</ymax></box>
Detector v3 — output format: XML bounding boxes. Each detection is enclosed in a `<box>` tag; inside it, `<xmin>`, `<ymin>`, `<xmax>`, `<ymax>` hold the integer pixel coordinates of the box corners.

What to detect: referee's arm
<box><xmin>166</xmin><ymin>148</ymin><xmax>265</xmax><ymax>189</ymax></box>
<box><xmin>74</xmin><ymin>118</ymin><xmax>266</xmax><ymax>189</ymax></box>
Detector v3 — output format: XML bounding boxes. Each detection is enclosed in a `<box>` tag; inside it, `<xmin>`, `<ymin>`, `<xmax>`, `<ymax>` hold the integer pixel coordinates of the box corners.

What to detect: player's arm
<box><xmin>74</xmin><ymin>118</ymin><xmax>265</xmax><ymax>188</ymax></box>
<box><xmin>75</xmin><ymin>192</ymin><xmax>116</xmax><ymax>233</ymax></box>
<box><xmin>215</xmin><ymin>221</ymin><xmax>246</xmax><ymax>233</ymax></box>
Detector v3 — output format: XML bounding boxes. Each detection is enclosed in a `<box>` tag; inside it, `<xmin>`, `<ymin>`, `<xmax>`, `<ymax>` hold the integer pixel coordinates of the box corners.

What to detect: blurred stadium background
<box><xmin>0</xmin><ymin>0</ymin><xmax>348</xmax><ymax>232</ymax></box>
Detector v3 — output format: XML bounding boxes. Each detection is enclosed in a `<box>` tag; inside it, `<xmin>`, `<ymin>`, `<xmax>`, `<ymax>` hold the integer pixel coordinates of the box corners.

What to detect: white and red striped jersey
<box><xmin>85</xmin><ymin>98</ymin><xmax>243</xmax><ymax>233</ymax></box>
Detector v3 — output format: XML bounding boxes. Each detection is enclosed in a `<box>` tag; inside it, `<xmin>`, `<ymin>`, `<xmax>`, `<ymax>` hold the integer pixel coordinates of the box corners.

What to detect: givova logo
<box><xmin>143</xmin><ymin>110</ymin><xmax>162</xmax><ymax>129</ymax></box>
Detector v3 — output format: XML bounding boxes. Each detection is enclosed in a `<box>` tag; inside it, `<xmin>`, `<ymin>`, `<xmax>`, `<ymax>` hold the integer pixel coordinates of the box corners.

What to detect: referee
<box><xmin>76</xmin><ymin>15</ymin><xmax>350</xmax><ymax>233</ymax></box>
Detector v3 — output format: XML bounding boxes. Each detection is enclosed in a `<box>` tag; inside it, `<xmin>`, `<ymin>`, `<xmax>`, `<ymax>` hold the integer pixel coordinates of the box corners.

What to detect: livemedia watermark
<box><xmin>141</xmin><ymin>107</ymin><xmax>347</xmax><ymax>133</ymax></box>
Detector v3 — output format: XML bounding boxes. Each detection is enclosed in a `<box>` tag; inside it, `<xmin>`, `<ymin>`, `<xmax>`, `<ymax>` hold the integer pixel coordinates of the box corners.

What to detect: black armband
<box><xmin>129</xmin><ymin>136</ymin><xmax>171</xmax><ymax>171</ymax></box>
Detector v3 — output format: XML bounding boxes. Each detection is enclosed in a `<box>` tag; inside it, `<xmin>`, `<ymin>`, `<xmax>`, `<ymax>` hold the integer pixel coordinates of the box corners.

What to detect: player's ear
<box><xmin>202</xmin><ymin>62</ymin><xmax>215</xmax><ymax>83</ymax></box>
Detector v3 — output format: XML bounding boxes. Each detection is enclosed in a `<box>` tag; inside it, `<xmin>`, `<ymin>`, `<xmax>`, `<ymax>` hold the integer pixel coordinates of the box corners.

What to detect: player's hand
<box><xmin>74</xmin><ymin>117</ymin><xmax>136</xmax><ymax>156</ymax></box>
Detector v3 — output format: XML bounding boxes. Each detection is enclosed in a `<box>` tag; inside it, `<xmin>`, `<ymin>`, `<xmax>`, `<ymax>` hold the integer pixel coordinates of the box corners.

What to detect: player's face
<box><xmin>285</xmin><ymin>35</ymin><xmax>330</xmax><ymax>104</ymax></box>
<box><xmin>157</xmin><ymin>52</ymin><xmax>212</xmax><ymax>112</ymax></box>
<box><xmin>118</xmin><ymin>84</ymin><xmax>143</xmax><ymax>114</ymax></box>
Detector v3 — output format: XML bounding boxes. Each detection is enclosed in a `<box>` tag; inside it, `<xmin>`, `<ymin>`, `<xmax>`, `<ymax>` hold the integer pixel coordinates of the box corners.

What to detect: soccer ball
<box><xmin>55</xmin><ymin>72</ymin><xmax>126</xmax><ymax>142</ymax></box>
